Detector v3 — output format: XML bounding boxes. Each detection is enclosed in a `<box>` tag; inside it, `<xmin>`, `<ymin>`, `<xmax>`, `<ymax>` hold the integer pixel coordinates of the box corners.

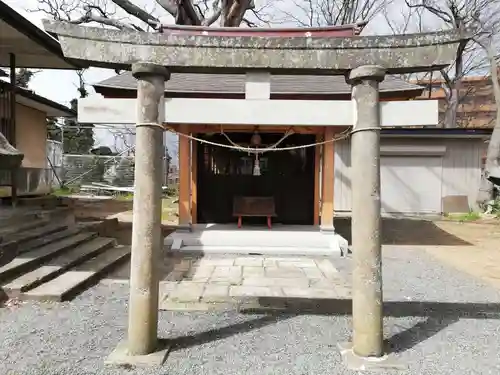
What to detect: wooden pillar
<box><xmin>191</xmin><ymin>136</ymin><xmax>198</xmax><ymax>224</ymax></box>
<box><xmin>178</xmin><ymin>124</ymin><xmax>191</xmax><ymax>227</ymax></box>
<box><xmin>314</xmin><ymin>133</ymin><xmax>323</xmax><ymax>226</ymax></box>
<box><xmin>321</xmin><ymin>126</ymin><xmax>335</xmax><ymax>229</ymax></box>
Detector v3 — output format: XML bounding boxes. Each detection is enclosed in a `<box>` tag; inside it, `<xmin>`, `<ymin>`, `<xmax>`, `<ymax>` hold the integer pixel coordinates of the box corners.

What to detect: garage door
<box><xmin>381</xmin><ymin>156</ymin><xmax>443</xmax><ymax>214</ymax></box>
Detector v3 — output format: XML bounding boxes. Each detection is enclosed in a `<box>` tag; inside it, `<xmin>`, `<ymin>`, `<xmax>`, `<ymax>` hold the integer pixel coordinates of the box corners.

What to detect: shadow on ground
<box><xmin>163</xmin><ymin>298</ymin><xmax>499</xmax><ymax>355</ymax></box>
<box><xmin>335</xmin><ymin>217</ymin><xmax>472</xmax><ymax>246</ymax></box>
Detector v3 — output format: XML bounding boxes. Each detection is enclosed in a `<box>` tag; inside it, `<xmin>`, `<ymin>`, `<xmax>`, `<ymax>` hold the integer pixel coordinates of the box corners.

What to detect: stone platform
<box><xmin>155</xmin><ymin>254</ymin><xmax>351</xmax><ymax>311</ymax></box>
<box><xmin>163</xmin><ymin>224</ymin><xmax>348</xmax><ymax>256</ymax></box>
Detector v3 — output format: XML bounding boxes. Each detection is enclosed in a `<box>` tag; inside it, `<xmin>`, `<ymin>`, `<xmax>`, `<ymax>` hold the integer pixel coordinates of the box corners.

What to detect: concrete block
<box><xmin>265</xmin><ymin>267</ymin><xmax>305</xmax><ymax>279</ymax></box>
<box><xmin>230</xmin><ymin>285</ymin><xmax>283</xmax><ymax>297</ymax></box>
<box><xmin>278</xmin><ymin>259</ymin><xmax>318</xmax><ymax>268</ymax></box>
<box><xmin>337</xmin><ymin>342</ymin><xmax>406</xmax><ymax>371</ymax></box>
<box><xmin>168</xmin><ymin>282</ymin><xmax>205</xmax><ymax>302</ymax></box>
<box><xmin>186</xmin><ymin>265</ymin><xmax>214</xmax><ymax>280</ymax></box>
<box><xmin>202</xmin><ymin>284</ymin><xmax>230</xmax><ymax>302</ymax></box>
<box><xmin>301</xmin><ymin>267</ymin><xmax>325</xmax><ymax>279</ymax></box>
<box><xmin>316</xmin><ymin>259</ymin><xmax>340</xmax><ymax>279</ymax></box>
<box><xmin>329</xmin><ymin>233</ymin><xmax>349</xmax><ymax>256</ymax></box>
<box><xmin>242</xmin><ymin>266</ymin><xmax>265</xmax><ymax>277</ymax></box>
<box><xmin>105</xmin><ymin>340</ymin><xmax>170</xmax><ymax>367</ymax></box>
<box><xmin>263</xmin><ymin>259</ymin><xmax>278</xmax><ymax>267</ymax></box>
<box><xmin>198</xmin><ymin>258</ymin><xmax>235</xmax><ymax>267</ymax></box>
<box><xmin>164</xmin><ymin>270</ymin><xmax>185</xmax><ymax>282</ymax></box>
<box><xmin>173</xmin><ymin>259</ymin><xmax>191</xmax><ymax>272</ymax></box>
<box><xmin>282</xmin><ymin>287</ymin><xmax>320</xmax><ymax>298</ymax></box>
<box><xmin>234</xmin><ymin>257</ymin><xmax>264</xmax><ymax>267</ymax></box>
<box><xmin>306</xmin><ymin>288</ymin><xmax>339</xmax><ymax>299</ymax></box>
<box><xmin>211</xmin><ymin>266</ymin><xmax>242</xmax><ymax>279</ymax></box>
<box><xmin>171</xmin><ymin>238</ymin><xmax>183</xmax><ymax>251</ymax></box>
<box><xmin>242</xmin><ymin>277</ymin><xmax>309</xmax><ymax>288</ymax></box>
<box><xmin>158</xmin><ymin>281</ymin><xmax>178</xmax><ymax>299</ymax></box>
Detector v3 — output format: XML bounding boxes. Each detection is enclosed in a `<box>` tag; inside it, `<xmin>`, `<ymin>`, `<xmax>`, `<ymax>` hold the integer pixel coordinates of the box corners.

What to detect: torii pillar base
<box><xmin>106</xmin><ymin>340</ymin><xmax>170</xmax><ymax>367</ymax></box>
<box><xmin>337</xmin><ymin>342</ymin><xmax>406</xmax><ymax>371</ymax></box>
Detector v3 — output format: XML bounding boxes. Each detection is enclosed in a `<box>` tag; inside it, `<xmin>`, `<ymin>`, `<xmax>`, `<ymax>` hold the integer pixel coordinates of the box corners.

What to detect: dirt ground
<box><xmin>419</xmin><ymin>220</ymin><xmax>500</xmax><ymax>290</ymax></box>
<box><xmin>335</xmin><ymin>216</ymin><xmax>500</xmax><ymax>290</ymax></box>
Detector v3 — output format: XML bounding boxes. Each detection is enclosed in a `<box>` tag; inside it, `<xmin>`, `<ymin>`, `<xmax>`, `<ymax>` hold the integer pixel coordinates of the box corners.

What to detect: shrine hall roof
<box><xmin>93</xmin><ymin>72</ymin><xmax>425</xmax><ymax>97</ymax></box>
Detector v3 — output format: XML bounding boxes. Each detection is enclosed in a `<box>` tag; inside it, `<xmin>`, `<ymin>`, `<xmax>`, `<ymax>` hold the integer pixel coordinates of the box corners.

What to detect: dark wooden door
<box><xmin>197</xmin><ymin>132</ymin><xmax>315</xmax><ymax>225</ymax></box>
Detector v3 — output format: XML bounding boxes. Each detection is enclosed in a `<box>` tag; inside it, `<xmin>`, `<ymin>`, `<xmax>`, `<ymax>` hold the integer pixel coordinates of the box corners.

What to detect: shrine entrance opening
<box><xmin>197</xmin><ymin>132</ymin><xmax>315</xmax><ymax>225</ymax></box>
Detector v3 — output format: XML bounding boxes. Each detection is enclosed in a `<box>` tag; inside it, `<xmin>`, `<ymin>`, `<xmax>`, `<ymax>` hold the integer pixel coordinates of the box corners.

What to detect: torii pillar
<box><xmin>107</xmin><ymin>62</ymin><xmax>171</xmax><ymax>366</ymax></box>
<box><xmin>338</xmin><ymin>65</ymin><xmax>402</xmax><ymax>370</ymax></box>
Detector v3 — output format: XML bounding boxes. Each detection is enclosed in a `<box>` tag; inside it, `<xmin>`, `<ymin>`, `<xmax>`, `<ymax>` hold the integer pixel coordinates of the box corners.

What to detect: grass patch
<box><xmin>446</xmin><ymin>211</ymin><xmax>482</xmax><ymax>222</ymax></box>
<box><xmin>161</xmin><ymin>197</ymin><xmax>178</xmax><ymax>222</ymax></box>
<box><xmin>51</xmin><ymin>186</ymin><xmax>78</xmax><ymax>196</ymax></box>
<box><xmin>114</xmin><ymin>192</ymin><xmax>134</xmax><ymax>201</ymax></box>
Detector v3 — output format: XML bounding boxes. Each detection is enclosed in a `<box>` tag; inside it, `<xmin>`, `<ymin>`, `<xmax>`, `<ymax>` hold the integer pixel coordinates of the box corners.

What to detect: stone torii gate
<box><xmin>44</xmin><ymin>21</ymin><xmax>470</xmax><ymax>369</ymax></box>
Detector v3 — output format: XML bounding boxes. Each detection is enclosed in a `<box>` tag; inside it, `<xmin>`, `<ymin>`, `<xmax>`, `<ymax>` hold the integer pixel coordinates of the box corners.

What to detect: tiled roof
<box><xmin>94</xmin><ymin>72</ymin><xmax>424</xmax><ymax>95</ymax></box>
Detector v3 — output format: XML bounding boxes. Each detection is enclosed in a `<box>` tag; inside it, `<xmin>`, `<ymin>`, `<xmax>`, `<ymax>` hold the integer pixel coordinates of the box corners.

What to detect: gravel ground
<box><xmin>1</xmin><ymin>246</ymin><xmax>500</xmax><ymax>375</ymax></box>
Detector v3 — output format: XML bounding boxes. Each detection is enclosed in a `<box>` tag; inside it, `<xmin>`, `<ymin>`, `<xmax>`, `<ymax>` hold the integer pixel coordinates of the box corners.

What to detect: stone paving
<box><xmin>157</xmin><ymin>255</ymin><xmax>351</xmax><ymax>310</ymax></box>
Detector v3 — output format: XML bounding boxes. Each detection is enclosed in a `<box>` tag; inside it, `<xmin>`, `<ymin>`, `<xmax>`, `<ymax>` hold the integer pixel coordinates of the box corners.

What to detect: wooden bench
<box><xmin>233</xmin><ymin>196</ymin><xmax>277</xmax><ymax>229</ymax></box>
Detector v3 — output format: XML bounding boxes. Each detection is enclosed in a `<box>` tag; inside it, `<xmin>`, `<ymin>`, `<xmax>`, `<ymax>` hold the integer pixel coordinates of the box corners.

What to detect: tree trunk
<box><xmin>477</xmin><ymin>44</ymin><xmax>500</xmax><ymax>207</ymax></box>
<box><xmin>443</xmin><ymin>89</ymin><xmax>458</xmax><ymax>128</ymax></box>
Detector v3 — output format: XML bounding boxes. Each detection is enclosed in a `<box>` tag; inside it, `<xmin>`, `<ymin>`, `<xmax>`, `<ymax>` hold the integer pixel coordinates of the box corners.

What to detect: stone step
<box><xmin>0</xmin><ymin>222</ymin><xmax>69</xmax><ymax>248</ymax></box>
<box><xmin>0</xmin><ymin>210</ymin><xmax>40</xmax><ymax>229</ymax></box>
<box><xmin>0</xmin><ymin>218</ymin><xmax>50</xmax><ymax>242</ymax></box>
<box><xmin>18</xmin><ymin>195</ymin><xmax>60</xmax><ymax>209</ymax></box>
<box><xmin>0</xmin><ymin>207</ymin><xmax>72</xmax><ymax>234</ymax></box>
<box><xmin>165</xmin><ymin>231</ymin><xmax>337</xmax><ymax>248</ymax></box>
<box><xmin>22</xmin><ymin>245</ymin><xmax>131</xmax><ymax>302</ymax></box>
<box><xmin>0</xmin><ymin>232</ymin><xmax>97</xmax><ymax>283</ymax></box>
<box><xmin>176</xmin><ymin>245</ymin><xmax>341</xmax><ymax>256</ymax></box>
<box><xmin>3</xmin><ymin>237</ymin><xmax>116</xmax><ymax>297</ymax></box>
<box><xmin>0</xmin><ymin>219</ymin><xmax>61</xmax><ymax>268</ymax></box>
<box><xmin>18</xmin><ymin>227</ymin><xmax>83</xmax><ymax>255</ymax></box>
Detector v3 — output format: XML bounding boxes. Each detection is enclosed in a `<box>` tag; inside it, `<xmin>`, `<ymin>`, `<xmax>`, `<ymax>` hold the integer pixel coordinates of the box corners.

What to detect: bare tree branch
<box><xmin>201</xmin><ymin>0</ymin><xmax>223</xmax><ymax>26</ymax></box>
<box><xmin>401</xmin><ymin>0</ymin><xmax>500</xmax><ymax>128</ymax></box>
<box><xmin>277</xmin><ymin>0</ymin><xmax>385</xmax><ymax>28</ymax></box>
<box><xmin>404</xmin><ymin>0</ymin><xmax>453</xmax><ymax>24</ymax></box>
<box><xmin>33</xmin><ymin>0</ymin><xmax>266</xmax><ymax>29</ymax></box>
<box><xmin>70</xmin><ymin>6</ymin><xmax>137</xmax><ymax>30</ymax></box>
<box><xmin>155</xmin><ymin>0</ymin><xmax>179</xmax><ymax>16</ymax></box>
<box><xmin>111</xmin><ymin>0</ymin><xmax>160</xmax><ymax>29</ymax></box>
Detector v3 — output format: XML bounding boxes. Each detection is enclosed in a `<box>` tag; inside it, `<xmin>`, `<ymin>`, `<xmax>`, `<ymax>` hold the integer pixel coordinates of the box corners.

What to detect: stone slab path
<box><xmin>158</xmin><ymin>255</ymin><xmax>351</xmax><ymax>310</ymax></box>
<box><xmin>105</xmin><ymin>255</ymin><xmax>351</xmax><ymax>311</ymax></box>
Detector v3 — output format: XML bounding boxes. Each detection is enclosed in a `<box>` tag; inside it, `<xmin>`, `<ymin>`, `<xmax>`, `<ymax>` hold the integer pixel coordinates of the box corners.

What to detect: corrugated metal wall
<box><xmin>441</xmin><ymin>139</ymin><xmax>486</xmax><ymax>210</ymax></box>
<box><xmin>334</xmin><ymin>137</ymin><xmax>487</xmax><ymax>214</ymax></box>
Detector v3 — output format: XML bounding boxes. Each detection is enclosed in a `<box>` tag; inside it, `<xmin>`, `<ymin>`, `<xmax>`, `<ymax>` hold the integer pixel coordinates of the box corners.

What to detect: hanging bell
<box><xmin>250</xmin><ymin>131</ymin><xmax>261</xmax><ymax>146</ymax></box>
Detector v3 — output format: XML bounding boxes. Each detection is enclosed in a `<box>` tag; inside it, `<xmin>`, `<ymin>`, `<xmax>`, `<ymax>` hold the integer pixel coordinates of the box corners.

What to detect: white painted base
<box><xmin>163</xmin><ymin>224</ymin><xmax>348</xmax><ymax>257</ymax></box>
